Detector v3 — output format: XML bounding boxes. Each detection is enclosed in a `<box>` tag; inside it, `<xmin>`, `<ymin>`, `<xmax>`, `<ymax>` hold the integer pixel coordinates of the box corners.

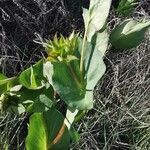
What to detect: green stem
<box><xmin>67</xmin><ymin>64</ymin><xmax>82</xmax><ymax>89</ymax></box>
<box><xmin>80</xmin><ymin>17</ymin><xmax>90</xmax><ymax>77</ymax></box>
<box><xmin>48</xmin><ymin>122</ymin><xmax>66</xmax><ymax>150</ymax></box>
<box><xmin>80</xmin><ymin>27</ymin><xmax>88</xmax><ymax>74</ymax></box>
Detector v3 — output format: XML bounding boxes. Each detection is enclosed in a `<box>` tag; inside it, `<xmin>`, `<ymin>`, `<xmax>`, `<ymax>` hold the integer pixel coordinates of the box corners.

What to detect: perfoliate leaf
<box><xmin>0</xmin><ymin>74</ymin><xmax>18</xmax><ymax>95</ymax></box>
<box><xmin>26</xmin><ymin>108</ymin><xmax>70</xmax><ymax>150</ymax></box>
<box><xmin>1</xmin><ymin>85</ymin><xmax>54</xmax><ymax>114</ymax></box>
<box><xmin>91</xmin><ymin>29</ymin><xmax>109</xmax><ymax>56</ymax></box>
<box><xmin>17</xmin><ymin>86</ymin><xmax>54</xmax><ymax>113</ymax></box>
<box><xmin>82</xmin><ymin>40</ymin><xmax>106</xmax><ymax>90</ymax></box>
<box><xmin>110</xmin><ymin>19</ymin><xmax>150</xmax><ymax>49</ymax></box>
<box><xmin>19</xmin><ymin>60</ymin><xmax>46</xmax><ymax>89</ymax></box>
<box><xmin>83</xmin><ymin>0</ymin><xmax>112</xmax><ymax>41</ymax></box>
<box><xmin>52</xmin><ymin>38</ymin><xmax>106</xmax><ymax>110</ymax></box>
<box><xmin>52</xmin><ymin>61</ymin><xmax>87</xmax><ymax>109</ymax></box>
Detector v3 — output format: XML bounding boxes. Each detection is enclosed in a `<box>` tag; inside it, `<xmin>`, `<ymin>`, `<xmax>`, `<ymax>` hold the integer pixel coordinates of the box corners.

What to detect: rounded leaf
<box><xmin>26</xmin><ymin>108</ymin><xmax>70</xmax><ymax>150</ymax></box>
<box><xmin>110</xmin><ymin>19</ymin><xmax>150</xmax><ymax>49</ymax></box>
<box><xmin>52</xmin><ymin>39</ymin><xmax>106</xmax><ymax>110</ymax></box>
<box><xmin>19</xmin><ymin>60</ymin><xmax>45</xmax><ymax>89</ymax></box>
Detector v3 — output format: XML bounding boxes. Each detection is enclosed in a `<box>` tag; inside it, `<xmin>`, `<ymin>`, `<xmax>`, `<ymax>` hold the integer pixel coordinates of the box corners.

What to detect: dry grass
<box><xmin>70</xmin><ymin>34</ymin><xmax>150</xmax><ymax>150</ymax></box>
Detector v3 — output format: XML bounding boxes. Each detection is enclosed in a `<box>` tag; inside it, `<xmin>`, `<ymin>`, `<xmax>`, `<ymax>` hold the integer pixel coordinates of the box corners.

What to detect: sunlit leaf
<box><xmin>91</xmin><ymin>29</ymin><xmax>109</xmax><ymax>56</ymax></box>
<box><xmin>26</xmin><ymin>108</ymin><xmax>70</xmax><ymax>150</ymax></box>
<box><xmin>19</xmin><ymin>60</ymin><xmax>46</xmax><ymax>89</ymax></box>
<box><xmin>83</xmin><ymin>0</ymin><xmax>112</xmax><ymax>41</ymax></box>
<box><xmin>43</xmin><ymin>61</ymin><xmax>53</xmax><ymax>85</ymax></box>
<box><xmin>110</xmin><ymin>19</ymin><xmax>150</xmax><ymax>49</ymax></box>
<box><xmin>82</xmin><ymin>40</ymin><xmax>106</xmax><ymax>90</ymax></box>
<box><xmin>64</xmin><ymin>107</ymin><xmax>78</xmax><ymax>129</ymax></box>
<box><xmin>52</xmin><ymin>38</ymin><xmax>106</xmax><ymax>110</ymax></box>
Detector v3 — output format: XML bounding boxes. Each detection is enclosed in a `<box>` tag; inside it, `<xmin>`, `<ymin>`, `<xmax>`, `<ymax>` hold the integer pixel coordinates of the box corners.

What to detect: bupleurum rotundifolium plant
<box><xmin>0</xmin><ymin>0</ymin><xmax>150</xmax><ymax>149</ymax></box>
<box><xmin>44</xmin><ymin>32</ymin><xmax>79</xmax><ymax>63</ymax></box>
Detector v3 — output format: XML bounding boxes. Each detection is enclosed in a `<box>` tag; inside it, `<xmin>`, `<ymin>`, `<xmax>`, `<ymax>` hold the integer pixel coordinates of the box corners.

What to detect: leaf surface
<box><xmin>83</xmin><ymin>0</ymin><xmax>112</xmax><ymax>41</ymax></box>
<box><xmin>110</xmin><ymin>19</ymin><xmax>150</xmax><ymax>49</ymax></box>
<box><xmin>52</xmin><ymin>39</ymin><xmax>106</xmax><ymax>110</ymax></box>
<box><xmin>19</xmin><ymin>60</ymin><xmax>45</xmax><ymax>89</ymax></box>
<box><xmin>26</xmin><ymin>108</ymin><xmax>70</xmax><ymax>150</ymax></box>
<box><xmin>93</xmin><ymin>29</ymin><xmax>109</xmax><ymax>55</ymax></box>
<box><xmin>0</xmin><ymin>74</ymin><xmax>18</xmax><ymax>95</ymax></box>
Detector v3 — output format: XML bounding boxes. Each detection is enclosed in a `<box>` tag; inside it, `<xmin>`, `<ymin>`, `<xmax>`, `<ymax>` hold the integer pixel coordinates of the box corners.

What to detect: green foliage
<box><xmin>1</xmin><ymin>85</ymin><xmax>54</xmax><ymax>114</ymax></box>
<box><xmin>110</xmin><ymin>19</ymin><xmax>150</xmax><ymax>49</ymax></box>
<box><xmin>91</xmin><ymin>29</ymin><xmax>109</xmax><ymax>55</ymax></box>
<box><xmin>115</xmin><ymin>0</ymin><xmax>137</xmax><ymax>16</ymax></box>
<box><xmin>43</xmin><ymin>32</ymin><xmax>78</xmax><ymax>63</ymax></box>
<box><xmin>1</xmin><ymin>94</ymin><xmax>25</xmax><ymax>114</ymax></box>
<box><xmin>0</xmin><ymin>74</ymin><xmax>18</xmax><ymax>95</ymax></box>
<box><xmin>82</xmin><ymin>0</ymin><xmax>112</xmax><ymax>41</ymax></box>
<box><xmin>52</xmin><ymin>38</ymin><xmax>106</xmax><ymax>110</ymax></box>
<box><xmin>26</xmin><ymin>108</ymin><xmax>70</xmax><ymax>150</ymax></box>
<box><xmin>19</xmin><ymin>60</ymin><xmax>46</xmax><ymax>89</ymax></box>
<box><xmin>0</xmin><ymin>0</ymin><xmax>150</xmax><ymax>149</ymax></box>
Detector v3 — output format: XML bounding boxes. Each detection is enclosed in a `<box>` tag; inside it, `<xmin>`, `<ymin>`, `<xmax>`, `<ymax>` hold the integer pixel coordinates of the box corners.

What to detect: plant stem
<box><xmin>67</xmin><ymin>64</ymin><xmax>82</xmax><ymax>89</ymax></box>
<box><xmin>64</xmin><ymin>108</ymin><xmax>79</xmax><ymax>130</ymax></box>
<box><xmin>80</xmin><ymin>7</ymin><xmax>91</xmax><ymax>76</ymax></box>
<box><xmin>48</xmin><ymin>122</ymin><xmax>66</xmax><ymax>149</ymax></box>
<box><xmin>80</xmin><ymin>25</ymin><xmax>89</xmax><ymax>75</ymax></box>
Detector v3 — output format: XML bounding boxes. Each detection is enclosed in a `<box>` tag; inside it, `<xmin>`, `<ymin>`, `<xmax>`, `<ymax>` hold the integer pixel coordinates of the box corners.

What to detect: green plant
<box><xmin>113</xmin><ymin>0</ymin><xmax>138</xmax><ymax>16</ymax></box>
<box><xmin>0</xmin><ymin>0</ymin><xmax>150</xmax><ymax>149</ymax></box>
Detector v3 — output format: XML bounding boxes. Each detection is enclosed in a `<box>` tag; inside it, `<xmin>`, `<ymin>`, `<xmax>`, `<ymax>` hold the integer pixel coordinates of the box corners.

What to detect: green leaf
<box><xmin>26</xmin><ymin>108</ymin><xmax>70</xmax><ymax>150</ymax></box>
<box><xmin>0</xmin><ymin>74</ymin><xmax>18</xmax><ymax>95</ymax></box>
<box><xmin>69</xmin><ymin>127</ymin><xmax>80</xmax><ymax>142</ymax></box>
<box><xmin>52</xmin><ymin>61</ymin><xmax>87</xmax><ymax>109</ymax></box>
<box><xmin>52</xmin><ymin>39</ymin><xmax>106</xmax><ymax>110</ymax></box>
<box><xmin>7</xmin><ymin>104</ymin><xmax>26</xmax><ymax>114</ymax></box>
<box><xmin>19</xmin><ymin>60</ymin><xmax>46</xmax><ymax>89</ymax></box>
<box><xmin>116</xmin><ymin>0</ymin><xmax>137</xmax><ymax>16</ymax></box>
<box><xmin>83</xmin><ymin>0</ymin><xmax>112</xmax><ymax>41</ymax></box>
<box><xmin>0</xmin><ymin>73</ymin><xmax>7</xmax><ymax>81</ymax></box>
<box><xmin>1</xmin><ymin>94</ymin><xmax>26</xmax><ymax>114</ymax></box>
<box><xmin>27</xmin><ymin>86</ymin><xmax>54</xmax><ymax>113</ymax></box>
<box><xmin>17</xmin><ymin>86</ymin><xmax>54</xmax><ymax>113</ymax></box>
<box><xmin>17</xmin><ymin>87</ymin><xmax>46</xmax><ymax>102</ymax></box>
<box><xmin>91</xmin><ymin>29</ymin><xmax>109</xmax><ymax>56</ymax></box>
<box><xmin>82</xmin><ymin>40</ymin><xmax>106</xmax><ymax>90</ymax></box>
<box><xmin>69</xmin><ymin>90</ymin><xmax>93</xmax><ymax>110</ymax></box>
<box><xmin>110</xmin><ymin>19</ymin><xmax>150</xmax><ymax>49</ymax></box>
<box><xmin>1</xmin><ymin>85</ymin><xmax>54</xmax><ymax>114</ymax></box>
